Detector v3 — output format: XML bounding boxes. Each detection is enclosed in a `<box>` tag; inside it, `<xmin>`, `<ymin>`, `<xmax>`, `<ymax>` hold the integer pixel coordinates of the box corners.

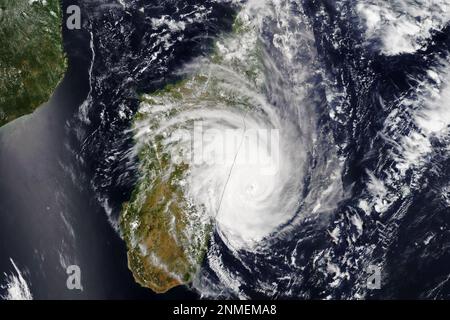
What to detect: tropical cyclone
<box><xmin>0</xmin><ymin>0</ymin><xmax>66</xmax><ymax>127</ymax></box>
<box><xmin>120</xmin><ymin>1</ymin><xmax>314</xmax><ymax>293</ymax></box>
<box><xmin>121</xmin><ymin>2</ymin><xmax>302</xmax><ymax>292</ymax></box>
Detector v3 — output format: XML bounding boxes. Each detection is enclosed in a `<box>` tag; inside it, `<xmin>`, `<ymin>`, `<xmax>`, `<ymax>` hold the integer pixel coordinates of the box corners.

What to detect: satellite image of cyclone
<box><xmin>0</xmin><ymin>0</ymin><xmax>450</xmax><ymax>301</ymax></box>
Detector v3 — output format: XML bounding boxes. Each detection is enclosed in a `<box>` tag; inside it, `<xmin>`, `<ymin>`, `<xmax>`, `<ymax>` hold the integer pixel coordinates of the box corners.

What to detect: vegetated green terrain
<box><xmin>120</xmin><ymin>13</ymin><xmax>264</xmax><ymax>293</ymax></box>
<box><xmin>0</xmin><ymin>0</ymin><xmax>66</xmax><ymax>127</ymax></box>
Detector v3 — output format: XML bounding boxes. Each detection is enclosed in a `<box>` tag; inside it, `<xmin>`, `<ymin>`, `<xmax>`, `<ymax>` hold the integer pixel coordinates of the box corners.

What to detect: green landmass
<box><xmin>0</xmin><ymin>0</ymin><xmax>66</xmax><ymax>127</ymax></box>
<box><xmin>120</xmin><ymin>14</ymin><xmax>264</xmax><ymax>293</ymax></box>
<box><xmin>120</xmin><ymin>76</ymin><xmax>218</xmax><ymax>292</ymax></box>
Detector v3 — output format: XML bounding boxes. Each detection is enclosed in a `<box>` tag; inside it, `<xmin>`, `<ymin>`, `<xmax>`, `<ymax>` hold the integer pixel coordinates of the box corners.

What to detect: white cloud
<box><xmin>1</xmin><ymin>258</ymin><xmax>33</xmax><ymax>301</ymax></box>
